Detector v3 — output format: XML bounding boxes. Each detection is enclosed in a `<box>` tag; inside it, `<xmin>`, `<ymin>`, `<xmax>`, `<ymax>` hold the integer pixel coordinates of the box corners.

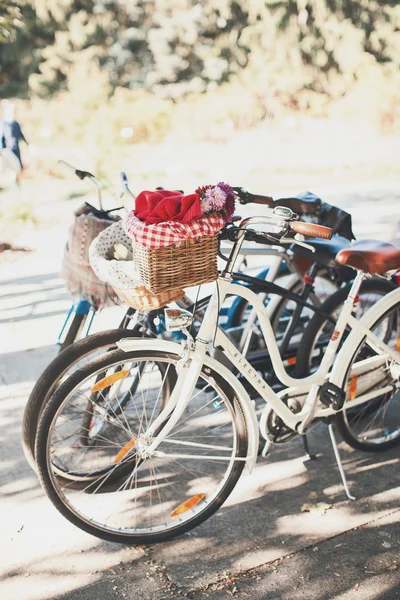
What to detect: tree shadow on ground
<box><xmin>1</xmin><ymin>421</ymin><xmax>399</xmax><ymax>600</ymax></box>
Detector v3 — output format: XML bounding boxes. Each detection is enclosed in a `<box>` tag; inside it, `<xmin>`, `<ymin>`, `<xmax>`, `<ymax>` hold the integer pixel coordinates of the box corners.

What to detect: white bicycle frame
<box><xmin>118</xmin><ymin>274</ymin><xmax>400</xmax><ymax>468</ymax></box>
<box><xmin>118</xmin><ymin>218</ymin><xmax>400</xmax><ymax>480</ymax></box>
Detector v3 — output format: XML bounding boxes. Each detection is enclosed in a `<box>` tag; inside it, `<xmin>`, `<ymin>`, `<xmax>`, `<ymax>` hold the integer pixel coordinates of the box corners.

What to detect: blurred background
<box><xmin>1</xmin><ymin>0</ymin><xmax>400</xmax><ymax>250</ymax></box>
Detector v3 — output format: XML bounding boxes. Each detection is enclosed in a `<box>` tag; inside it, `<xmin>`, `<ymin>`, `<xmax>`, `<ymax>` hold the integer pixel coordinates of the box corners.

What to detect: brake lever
<box><xmin>279</xmin><ymin>236</ymin><xmax>316</xmax><ymax>252</ymax></box>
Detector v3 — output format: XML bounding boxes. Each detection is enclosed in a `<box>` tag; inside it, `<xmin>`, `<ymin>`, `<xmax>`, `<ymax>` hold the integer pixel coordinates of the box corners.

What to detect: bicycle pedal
<box><xmin>320</xmin><ymin>382</ymin><xmax>346</xmax><ymax>411</ymax></box>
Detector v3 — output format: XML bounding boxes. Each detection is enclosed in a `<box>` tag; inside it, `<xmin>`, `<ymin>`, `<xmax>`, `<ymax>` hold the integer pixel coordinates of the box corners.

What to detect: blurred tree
<box><xmin>1</xmin><ymin>0</ymin><xmax>399</xmax><ymax>101</ymax></box>
<box><xmin>0</xmin><ymin>1</ymin><xmax>55</xmax><ymax>98</ymax></box>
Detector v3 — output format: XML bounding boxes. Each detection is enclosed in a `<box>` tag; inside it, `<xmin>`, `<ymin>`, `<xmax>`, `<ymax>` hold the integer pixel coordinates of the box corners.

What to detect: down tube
<box><xmin>214</xmin><ymin>327</ymin><xmax>300</xmax><ymax>431</ymax></box>
<box><xmin>224</xmin><ymin>282</ymin><xmax>329</xmax><ymax>389</ymax></box>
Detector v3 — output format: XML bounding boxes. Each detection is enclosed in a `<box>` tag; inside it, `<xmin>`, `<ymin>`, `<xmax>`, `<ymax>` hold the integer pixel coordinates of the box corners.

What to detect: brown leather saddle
<box><xmin>336</xmin><ymin>240</ymin><xmax>400</xmax><ymax>275</ymax></box>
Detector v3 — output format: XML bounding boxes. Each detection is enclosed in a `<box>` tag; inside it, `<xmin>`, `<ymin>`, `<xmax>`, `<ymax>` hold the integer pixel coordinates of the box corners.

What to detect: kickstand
<box><xmin>328</xmin><ymin>423</ymin><xmax>356</xmax><ymax>500</ymax></box>
<box><xmin>302</xmin><ymin>434</ymin><xmax>317</xmax><ymax>460</ymax></box>
<box><xmin>261</xmin><ymin>439</ymin><xmax>272</xmax><ymax>458</ymax></box>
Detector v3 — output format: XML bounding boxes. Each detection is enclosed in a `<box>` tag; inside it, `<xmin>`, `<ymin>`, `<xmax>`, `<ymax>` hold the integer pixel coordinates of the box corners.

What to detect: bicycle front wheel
<box><xmin>35</xmin><ymin>349</ymin><xmax>248</xmax><ymax>544</ymax></box>
<box><xmin>335</xmin><ymin>300</ymin><xmax>400</xmax><ymax>452</ymax></box>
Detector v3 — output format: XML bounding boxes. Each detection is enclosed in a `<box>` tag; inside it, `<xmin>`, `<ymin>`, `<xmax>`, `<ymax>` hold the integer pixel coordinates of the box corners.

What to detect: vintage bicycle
<box><xmin>34</xmin><ymin>201</ymin><xmax>400</xmax><ymax>544</ymax></box>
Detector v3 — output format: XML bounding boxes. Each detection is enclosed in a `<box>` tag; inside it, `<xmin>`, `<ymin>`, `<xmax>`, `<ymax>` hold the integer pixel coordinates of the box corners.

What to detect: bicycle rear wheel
<box><xmin>22</xmin><ymin>328</ymin><xmax>146</xmax><ymax>471</ymax></box>
<box><xmin>59</xmin><ymin>311</ymin><xmax>88</xmax><ymax>351</ymax></box>
<box><xmin>295</xmin><ymin>278</ymin><xmax>395</xmax><ymax>377</ymax></box>
<box><xmin>35</xmin><ymin>349</ymin><xmax>248</xmax><ymax>544</ymax></box>
<box><xmin>230</xmin><ymin>271</ymin><xmax>337</xmax><ymax>354</ymax></box>
<box><xmin>335</xmin><ymin>299</ymin><xmax>400</xmax><ymax>452</ymax></box>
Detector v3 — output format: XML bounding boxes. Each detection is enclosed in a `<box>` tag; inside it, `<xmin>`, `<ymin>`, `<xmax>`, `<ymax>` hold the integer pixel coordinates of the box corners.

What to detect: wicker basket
<box><xmin>132</xmin><ymin>233</ymin><xmax>219</xmax><ymax>294</ymax></box>
<box><xmin>113</xmin><ymin>285</ymin><xmax>184</xmax><ymax>310</ymax></box>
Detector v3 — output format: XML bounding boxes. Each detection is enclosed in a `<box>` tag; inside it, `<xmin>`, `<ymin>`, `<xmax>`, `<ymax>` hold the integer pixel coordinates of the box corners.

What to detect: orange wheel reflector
<box><xmin>90</xmin><ymin>369</ymin><xmax>130</xmax><ymax>393</ymax></box>
<box><xmin>349</xmin><ymin>375</ymin><xmax>357</xmax><ymax>400</ymax></box>
<box><xmin>395</xmin><ymin>335</ymin><xmax>400</xmax><ymax>352</ymax></box>
<box><xmin>114</xmin><ymin>438</ymin><xmax>136</xmax><ymax>463</ymax></box>
<box><xmin>286</xmin><ymin>356</ymin><xmax>297</xmax><ymax>366</ymax></box>
<box><xmin>170</xmin><ymin>493</ymin><xmax>205</xmax><ymax>517</ymax></box>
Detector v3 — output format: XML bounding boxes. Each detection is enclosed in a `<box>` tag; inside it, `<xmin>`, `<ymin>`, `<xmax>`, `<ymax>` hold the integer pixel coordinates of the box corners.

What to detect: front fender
<box><xmin>117</xmin><ymin>337</ymin><xmax>184</xmax><ymax>356</ymax></box>
<box><xmin>116</xmin><ymin>337</ymin><xmax>259</xmax><ymax>472</ymax></box>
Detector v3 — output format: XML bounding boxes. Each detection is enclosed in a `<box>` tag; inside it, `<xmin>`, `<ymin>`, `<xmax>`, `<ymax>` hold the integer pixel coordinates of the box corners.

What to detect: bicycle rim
<box><xmin>336</xmin><ymin>301</ymin><xmax>400</xmax><ymax>451</ymax></box>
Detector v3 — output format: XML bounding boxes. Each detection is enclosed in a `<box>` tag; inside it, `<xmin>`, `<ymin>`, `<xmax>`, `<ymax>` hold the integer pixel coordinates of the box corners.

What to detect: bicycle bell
<box><xmin>273</xmin><ymin>206</ymin><xmax>294</xmax><ymax>220</ymax></box>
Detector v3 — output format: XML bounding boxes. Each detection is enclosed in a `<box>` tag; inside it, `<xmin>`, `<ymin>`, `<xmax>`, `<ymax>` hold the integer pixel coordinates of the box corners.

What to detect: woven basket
<box><xmin>89</xmin><ymin>220</ymin><xmax>184</xmax><ymax>310</ymax></box>
<box><xmin>132</xmin><ymin>233</ymin><xmax>219</xmax><ymax>294</ymax></box>
<box><xmin>113</xmin><ymin>285</ymin><xmax>184</xmax><ymax>310</ymax></box>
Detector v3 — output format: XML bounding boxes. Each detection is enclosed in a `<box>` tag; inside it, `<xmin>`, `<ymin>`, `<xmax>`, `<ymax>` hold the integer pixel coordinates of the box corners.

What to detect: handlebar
<box><xmin>221</xmin><ymin>211</ymin><xmax>332</xmax><ymax>248</ymax></box>
<box><xmin>234</xmin><ymin>188</ymin><xmax>273</xmax><ymax>206</ymax></box>
<box><xmin>289</xmin><ymin>221</ymin><xmax>332</xmax><ymax>239</ymax></box>
<box><xmin>120</xmin><ymin>171</ymin><xmax>136</xmax><ymax>201</ymax></box>
<box><xmin>58</xmin><ymin>160</ymin><xmax>103</xmax><ymax>209</ymax></box>
<box><xmin>233</xmin><ymin>187</ymin><xmax>321</xmax><ymax>216</ymax></box>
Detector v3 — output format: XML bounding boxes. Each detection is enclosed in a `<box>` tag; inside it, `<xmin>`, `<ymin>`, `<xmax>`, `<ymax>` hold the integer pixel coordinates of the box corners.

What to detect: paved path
<box><xmin>0</xmin><ymin>183</ymin><xmax>400</xmax><ymax>600</ymax></box>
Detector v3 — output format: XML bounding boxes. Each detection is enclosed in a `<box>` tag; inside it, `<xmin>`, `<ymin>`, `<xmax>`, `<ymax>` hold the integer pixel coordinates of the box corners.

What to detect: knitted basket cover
<box><xmin>61</xmin><ymin>213</ymin><xmax>119</xmax><ymax>309</ymax></box>
<box><xmin>89</xmin><ymin>220</ymin><xmax>142</xmax><ymax>290</ymax></box>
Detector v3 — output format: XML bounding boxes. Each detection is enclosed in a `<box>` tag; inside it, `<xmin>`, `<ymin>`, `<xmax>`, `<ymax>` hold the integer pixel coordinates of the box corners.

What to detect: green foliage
<box><xmin>0</xmin><ymin>1</ymin><xmax>24</xmax><ymax>42</ymax></box>
<box><xmin>2</xmin><ymin>0</ymin><xmax>400</xmax><ymax>152</ymax></box>
<box><xmin>2</xmin><ymin>0</ymin><xmax>400</xmax><ymax>102</ymax></box>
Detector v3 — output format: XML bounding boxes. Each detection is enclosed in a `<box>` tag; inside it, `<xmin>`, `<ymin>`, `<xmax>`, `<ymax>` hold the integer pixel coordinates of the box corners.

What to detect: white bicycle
<box><xmin>35</xmin><ymin>207</ymin><xmax>400</xmax><ymax>544</ymax></box>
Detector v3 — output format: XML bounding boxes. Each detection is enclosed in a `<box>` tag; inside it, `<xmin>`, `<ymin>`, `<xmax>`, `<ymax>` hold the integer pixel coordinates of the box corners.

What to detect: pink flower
<box><xmin>195</xmin><ymin>182</ymin><xmax>236</xmax><ymax>220</ymax></box>
<box><xmin>205</xmin><ymin>186</ymin><xmax>227</xmax><ymax>211</ymax></box>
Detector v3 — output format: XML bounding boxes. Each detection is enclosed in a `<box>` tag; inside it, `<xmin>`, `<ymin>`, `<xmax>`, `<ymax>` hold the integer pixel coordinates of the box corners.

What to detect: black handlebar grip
<box><xmin>75</xmin><ymin>168</ymin><xmax>95</xmax><ymax>181</ymax></box>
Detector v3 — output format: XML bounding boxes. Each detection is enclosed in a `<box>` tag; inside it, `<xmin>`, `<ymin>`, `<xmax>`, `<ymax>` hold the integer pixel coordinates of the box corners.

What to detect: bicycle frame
<box><xmin>118</xmin><ymin>273</ymin><xmax>400</xmax><ymax>472</ymax></box>
<box><xmin>117</xmin><ymin>216</ymin><xmax>400</xmax><ymax>473</ymax></box>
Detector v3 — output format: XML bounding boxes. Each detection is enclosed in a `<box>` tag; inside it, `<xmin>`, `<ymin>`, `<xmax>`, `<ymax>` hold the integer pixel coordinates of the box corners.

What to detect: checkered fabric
<box><xmin>123</xmin><ymin>211</ymin><xmax>225</xmax><ymax>249</ymax></box>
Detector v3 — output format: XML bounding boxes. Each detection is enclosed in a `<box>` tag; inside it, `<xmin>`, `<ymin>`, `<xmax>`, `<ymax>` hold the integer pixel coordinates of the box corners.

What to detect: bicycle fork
<box><xmin>139</xmin><ymin>340</ymin><xmax>208</xmax><ymax>458</ymax></box>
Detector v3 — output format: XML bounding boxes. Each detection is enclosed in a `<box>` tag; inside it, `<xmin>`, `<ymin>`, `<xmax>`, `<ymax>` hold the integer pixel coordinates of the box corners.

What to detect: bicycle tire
<box><xmin>35</xmin><ymin>348</ymin><xmax>248</xmax><ymax>544</ymax></box>
<box><xmin>22</xmin><ymin>328</ymin><xmax>148</xmax><ymax>471</ymax></box>
<box><xmin>335</xmin><ymin>299</ymin><xmax>400</xmax><ymax>452</ymax></box>
<box><xmin>295</xmin><ymin>277</ymin><xmax>395</xmax><ymax>378</ymax></box>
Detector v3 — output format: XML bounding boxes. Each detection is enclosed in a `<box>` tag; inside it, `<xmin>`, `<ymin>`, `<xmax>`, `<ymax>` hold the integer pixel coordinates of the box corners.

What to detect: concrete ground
<box><xmin>1</xmin><ymin>181</ymin><xmax>400</xmax><ymax>600</ymax></box>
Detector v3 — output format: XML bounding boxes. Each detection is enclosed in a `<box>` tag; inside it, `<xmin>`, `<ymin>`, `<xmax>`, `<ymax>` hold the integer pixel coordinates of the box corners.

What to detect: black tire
<box><xmin>35</xmin><ymin>349</ymin><xmax>248</xmax><ymax>545</ymax></box>
<box><xmin>22</xmin><ymin>328</ymin><xmax>148</xmax><ymax>471</ymax></box>
<box><xmin>335</xmin><ymin>300</ymin><xmax>400</xmax><ymax>452</ymax></box>
<box><xmin>295</xmin><ymin>277</ymin><xmax>395</xmax><ymax>378</ymax></box>
<box><xmin>59</xmin><ymin>312</ymin><xmax>88</xmax><ymax>351</ymax></box>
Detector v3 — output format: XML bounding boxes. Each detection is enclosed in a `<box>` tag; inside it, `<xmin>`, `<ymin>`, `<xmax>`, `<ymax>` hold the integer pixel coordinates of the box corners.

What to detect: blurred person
<box><xmin>0</xmin><ymin>103</ymin><xmax>29</xmax><ymax>176</ymax></box>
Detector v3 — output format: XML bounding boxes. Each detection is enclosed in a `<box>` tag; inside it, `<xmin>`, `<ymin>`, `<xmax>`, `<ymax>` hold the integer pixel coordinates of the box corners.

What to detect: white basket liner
<box><xmin>89</xmin><ymin>220</ymin><xmax>142</xmax><ymax>290</ymax></box>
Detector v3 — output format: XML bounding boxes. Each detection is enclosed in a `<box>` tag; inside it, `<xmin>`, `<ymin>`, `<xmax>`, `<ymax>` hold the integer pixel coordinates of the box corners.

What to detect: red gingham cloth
<box><xmin>123</xmin><ymin>211</ymin><xmax>225</xmax><ymax>249</ymax></box>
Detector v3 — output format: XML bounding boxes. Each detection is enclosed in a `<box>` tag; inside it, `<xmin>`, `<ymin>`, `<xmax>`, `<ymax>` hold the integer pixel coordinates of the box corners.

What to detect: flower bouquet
<box><xmin>124</xmin><ymin>183</ymin><xmax>236</xmax><ymax>294</ymax></box>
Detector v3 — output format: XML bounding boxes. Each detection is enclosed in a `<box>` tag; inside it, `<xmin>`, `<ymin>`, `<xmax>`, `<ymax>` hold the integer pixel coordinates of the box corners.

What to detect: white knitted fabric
<box><xmin>89</xmin><ymin>220</ymin><xmax>142</xmax><ymax>290</ymax></box>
